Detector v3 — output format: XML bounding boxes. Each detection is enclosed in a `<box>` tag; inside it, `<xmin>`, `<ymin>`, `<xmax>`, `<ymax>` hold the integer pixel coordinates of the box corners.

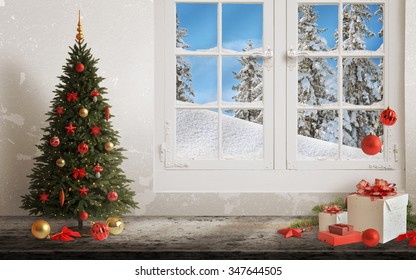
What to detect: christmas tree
<box><xmin>21</xmin><ymin>12</ymin><xmax>138</xmax><ymax>229</ymax></box>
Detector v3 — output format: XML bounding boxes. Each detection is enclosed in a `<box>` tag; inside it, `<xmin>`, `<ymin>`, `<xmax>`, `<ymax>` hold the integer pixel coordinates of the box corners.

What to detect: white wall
<box><xmin>0</xmin><ymin>0</ymin><xmax>412</xmax><ymax>216</ymax></box>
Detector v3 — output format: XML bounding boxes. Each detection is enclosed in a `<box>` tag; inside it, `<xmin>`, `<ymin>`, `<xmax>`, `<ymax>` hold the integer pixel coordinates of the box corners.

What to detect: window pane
<box><xmin>222</xmin><ymin>56</ymin><xmax>263</xmax><ymax>105</ymax></box>
<box><xmin>298</xmin><ymin>110</ymin><xmax>339</xmax><ymax>159</ymax></box>
<box><xmin>298</xmin><ymin>57</ymin><xmax>338</xmax><ymax>106</ymax></box>
<box><xmin>298</xmin><ymin>4</ymin><xmax>338</xmax><ymax>51</ymax></box>
<box><xmin>222</xmin><ymin>4</ymin><xmax>263</xmax><ymax>52</ymax></box>
<box><xmin>176</xmin><ymin>109</ymin><xmax>218</xmax><ymax>159</ymax></box>
<box><xmin>176</xmin><ymin>56</ymin><xmax>217</xmax><ymax>105</ymax></box>
<box><xmin>342</xmin><ymin>109</ymin><xmax>383</xmax><ymax>154</ymax></box>
<box><xmin>176</xmin><ymin>3</ymin><xmax>217</xmax><ymax>51</ymax></box>
<box><xmin>342</xmin><ymin>57</ymin><xmax>383</xmax><ymax>106</ymax></box>
<box><xmin>342</xmin><ymin>4</ymin><xmax>384</xmax><ymax>51</ymax></box>
<box><xmin>222</xmin><ymin>110</ymin><xmax>263</xmax><ymax>159</ymax></box>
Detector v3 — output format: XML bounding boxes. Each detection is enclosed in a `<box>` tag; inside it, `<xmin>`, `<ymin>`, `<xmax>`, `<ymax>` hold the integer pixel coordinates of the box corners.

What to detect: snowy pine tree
<box><xmin>341</xmin><ymin>4</ymin><xmax>383</xmax><ymax>147</ymax></box>
<box><xmin>176</xmin><ymin>14</ymin><xmax>195</xmax><ymax>103</ymax></box>
<box><xmin>232</xmin><ymin>40</ymin><xmax>263</xmax><ymax>124</ymax></box>
<box><xmin>297</xmin><ymin>5</ymin><xmax>337</xmax><ymax>142</ymax></box>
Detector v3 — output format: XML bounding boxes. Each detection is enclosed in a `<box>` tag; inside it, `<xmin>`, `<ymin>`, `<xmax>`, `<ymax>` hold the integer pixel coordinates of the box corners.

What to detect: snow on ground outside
<box><xmin>176</xmin><ymin>109</ymin><xmax>382</xmax><ymax>160</ymax></box>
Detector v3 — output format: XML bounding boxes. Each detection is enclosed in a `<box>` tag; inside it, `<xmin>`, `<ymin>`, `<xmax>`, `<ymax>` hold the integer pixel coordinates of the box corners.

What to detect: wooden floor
<box><xmin>0</xmin><ymin>216</ymin><xmax>415</xmax><ymax>260</ymax></box>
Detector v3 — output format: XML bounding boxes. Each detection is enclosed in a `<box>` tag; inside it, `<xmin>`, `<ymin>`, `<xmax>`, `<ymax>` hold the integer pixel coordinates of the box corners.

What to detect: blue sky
<box><xmin>177</xmin><ymin>3</ymin><xmax>383</xmax><ymax>105</ymax></box>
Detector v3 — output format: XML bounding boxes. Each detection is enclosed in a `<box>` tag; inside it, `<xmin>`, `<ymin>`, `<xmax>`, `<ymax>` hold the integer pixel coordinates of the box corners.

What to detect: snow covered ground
<box><xmin>176</xmin><ymin>109</ymin><xmax>382</xmax><ymax>160</ymax></box>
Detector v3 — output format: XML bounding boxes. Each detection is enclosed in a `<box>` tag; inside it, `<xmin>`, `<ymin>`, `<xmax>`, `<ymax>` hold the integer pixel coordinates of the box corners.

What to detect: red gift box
<box><xmin>328</xmin><ymin>224</ymin><xmax>354</xmax><ymax>236</ymax></box>
<box><xmin>318</xmin><ymin>231</ymin><xmax>362</xmax><ymax>246</ymax></box>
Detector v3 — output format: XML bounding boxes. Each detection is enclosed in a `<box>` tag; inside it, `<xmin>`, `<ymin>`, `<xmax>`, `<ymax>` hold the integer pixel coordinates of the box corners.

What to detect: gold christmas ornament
<box><xmin>56</xmin><ymin>158</ymin><xmax>65</xmax><ymax>168</ymax></box>
<box><xmin>105</xmin><ymin>142</ymin><xmax>114</xmax><ymax>152</ymax></box>
<box><xmin>76</xmin><ymin>10</ymin><xmax>84</xmax><ymax>41</ymax></box>
<box><xmin>79</xmin><ymin>107</ymin><xmax>89</xmax><ymax>118</ymax></box>
<box><xmin>31</xmin><ymin>219</ymin><xmax>51</xmax><ymax>239</ymax></box>
<box><xmin>106</xmin><ymin>217</ymin><xmax>125</xmax><ymax>235</ymax></box>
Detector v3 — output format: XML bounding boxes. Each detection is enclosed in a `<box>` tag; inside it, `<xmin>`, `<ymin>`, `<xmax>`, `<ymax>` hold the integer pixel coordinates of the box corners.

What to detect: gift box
<box><xmin>318</xmin><ymin>212</ymin><xmax>348</xmax><ymax>232</ymax></box>
<box><xmin>347</xmin><ymin>193</ymin><xmax>408</xmax><ymax>243</ymax></box>
<box><xmin>318</xmin><ymin>231</ymin><xmax>362</xmax><ymax>246</ymax></box>
<box><xmin>328</xmin><ymin>224</ymin><xmax>354</xmax><ymax>236</ymax></box>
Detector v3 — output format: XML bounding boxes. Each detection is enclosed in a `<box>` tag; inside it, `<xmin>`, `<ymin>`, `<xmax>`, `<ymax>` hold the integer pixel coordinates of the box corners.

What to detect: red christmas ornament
<box><xmin>362</xmin><ymin>228</ymin><xmax>380</xmax><ymax>247</ymax></box>
<box><xmin>107</xmin><ymin>191</ymin><xmax>118</xmax><ymax>202</ymax></box>
<box><xmin>78</xmin><ymin>142</ymin><xmax>89</xmax><ymax>154</ymax></box>
<box><xmin>65</xmin><ymin>123</ymin><xmax>77</xmax><ymax>135</ymax></box>
<box><xmin>79</xmin><ymin>186</ymin><xmax>89</xmax><ymax>196</ymax></box>
<box><xmin>50</xmin><ymin>226</ymin><xmax>81</xmax><ymax>242</ymax></box>
<box><xmin>56</xmin><ymin>107</ymin><xmax>64</xmax><ymax>115</ymax></box>
<box><xmin>66</xmin><ymin>92</ymin><xmax>78</xmax><ymax>102</ymax></box>
<box><xmin>39</xmin><ymin>192</ymin><xmax>49</xmax><ymax>203</ymax></box>
<box><xmin>59</xmin><ymin>188</ymin><xmax>65</xmax><ymax>207</ymax></box>
<box><xmin>105</xmin><ymin>106</ymin><xmax>110</xmax><ymax>121</ymax></box>
<box><xmin>277</xmin><ymin>228</ymin><xmax>302</xmax><ymax>238</ymax></box>
<box><xmin>380</xmin><ymin>107</ymin><xmax>397</xmax><ymax>126</ymax></box>
<box><xmin>72</xmin><ymin>167</ymin><xmax>85</xmax><ymax>179</ymax></box>
<box><xmin>90</xmin><ymin>222</ymin><xmax>110</xmax><ymax>241</ymax></box>
<box><xmin>79</xmin><ymin>211</ymin><xmax>89</xmax><ymax>221</ymax></box>
<box><xmin>90</xmin><ymin>125</ymin><xmax>102</xmax><ymax>136</ymax></box>
<box><xmin>75</xmin><ymin>63</ymin><xmax>84</xmax><ymax>73</ymax></box>
<box><xmin>50</xmin><ymin>136</ymin><xmax>60</xmax><ymax>147</ymax></box>
<box><xmin>93</xmin><ymin>164</ymin><xmax>103</xmax><ymax>178</ymax></box>
<box><xmin>361</xmin><ymin>134</ymin><xmax>382</xmax><ymax>155</ymax></box>
<box><xmin>91</xmin><ymin>89</ymin><xmax>100</xmax><ymax>103</ymax></box>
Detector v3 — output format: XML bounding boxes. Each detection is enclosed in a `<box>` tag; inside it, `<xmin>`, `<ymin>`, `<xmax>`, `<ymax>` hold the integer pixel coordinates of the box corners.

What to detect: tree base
<box><xmin>69</xmin><ymin>225</ymin><xmax>91</xmax><ymax>237</ymax></box>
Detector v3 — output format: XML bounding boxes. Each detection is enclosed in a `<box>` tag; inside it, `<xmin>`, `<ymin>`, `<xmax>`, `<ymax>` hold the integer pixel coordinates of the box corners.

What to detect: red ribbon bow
<box><xmin>323</xmin><ymin>204</ymin><xmax>343</xmax><ymax>215</ymax></box>
<box><xmin>395</xmin><ymin>230</ymin><xmax>416</xmax><ymax>246</ymax></box>
<box><xmin>50</xmin><ymin>226</ymin><xmax>81</xmax><ymax>242</ymax></box>
<box><xmin>356</xmin><ymin>179</ymin><xmax>397</xmax><ymax>200</ymax></box>
<box><xmin>72</xmin><ymin>167</ymin><xmax>85</xmax><ymax>179</ymax></box>
<box><xmin>66</xmin><ymin>92</ymin><xmax>78</xmax><ymax>102</ymax></box>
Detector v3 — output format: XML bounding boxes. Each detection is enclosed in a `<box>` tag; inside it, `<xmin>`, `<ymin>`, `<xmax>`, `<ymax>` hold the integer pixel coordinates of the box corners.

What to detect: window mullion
<box><xmin>218</xmin><ymin>2</ymin><xmax>223</xmax><ymax>160</ymax></box>
<box><xmin>338</xmin><ymin>2</ymin><xmax>343</xmax><ymax>161</ymax></box>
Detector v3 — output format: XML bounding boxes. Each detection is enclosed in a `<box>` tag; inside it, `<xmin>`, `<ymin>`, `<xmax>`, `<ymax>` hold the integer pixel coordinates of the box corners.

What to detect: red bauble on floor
<box><xmin>362</xmin><ymin>228</ymin><xmax>380</xmax><ymax>247</ymax></box>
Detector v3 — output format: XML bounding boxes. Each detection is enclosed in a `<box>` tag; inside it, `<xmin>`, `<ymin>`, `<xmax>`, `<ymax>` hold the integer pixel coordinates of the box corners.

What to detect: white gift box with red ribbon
<box><xmin>347</xmin><ymin>193</ymin><xmax>408</xmax><ymax>243</ymax></box>
<box><xmin>318</xmin><ymin>212</ymin><xmax>348</xmax><ymax>232</ymax></box>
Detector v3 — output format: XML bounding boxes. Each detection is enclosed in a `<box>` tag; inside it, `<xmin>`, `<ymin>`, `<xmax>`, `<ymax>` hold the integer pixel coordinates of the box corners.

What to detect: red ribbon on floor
<box><xmin>395</xmin><ymin>230</ymin><xmax>416</xmax><ymax>246</ymax></box>
<box><xmin>323</xmin><ymin>204</ymin><xmax>343</xmax><ymax>215</ymax></box>
<box><xmin>50</xmin><ymin>226</ymin><xmax>81</xmax><ymax>242</ymax></box>
<box><xmin>72</xmin><ymin>167</ymin><xmax>85</xmax><ymax>179</ymax></box>
<box><xmin>355</xmin><ymin>179</ymin><xmax>397</xmax><ymax>200</ymax></box>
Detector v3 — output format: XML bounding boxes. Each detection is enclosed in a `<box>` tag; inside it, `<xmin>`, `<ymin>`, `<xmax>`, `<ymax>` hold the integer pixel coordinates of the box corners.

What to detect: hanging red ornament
<box><xmin>79</xmin><ymin>185</ymin><xmax>89</xmax><ymax>196</ymax></box>
<box><xmin>79</xmin><ymin>211</ymin><xmax>89</xmax><ymax>221</ymax></box>
<box><xmin>65</xmin><ymin>123</ymin><xmax>77</xmax><ymax>135</ymax></box>
<box><xmin>50</xmin><ymin>136</ymin><xmax>60</xmax><ymax>147</ymax></box>
<box><xmin>362</xmin><ymin>228</ymin><xmax>380</xmax><ymax>247</ymax></box>
<box><xmin>380</xmin><ymin>107</ymin><xmax>397</xmax><ymax>126</ymax></box>
<box><xmin>105</xmin><ymin>106</ymin><xmax>110</xmax><ymax>121</ymax></box>
<box><xmin>66</xmin><ymin>92</ymin><xmax>78</xmax><ymax>102</ymax></box>
<box><xmin>78</xmin><ymin>142</ymin><xmax>89</xmax><ymax>154</ymax></box>
<box><xmin>39</xmin><ymin>192</ymin><xmax>49</xmax><ymax>203</ymax></box>
<box><xmin>90</xmin><ymin>125</ymin><xmax>102</xmax><ymax>136</ymax></box>
<box><xmin>59</xmin><ymin>188</ymin><xmax>65</xmax><ymax>207</ymax></box>
<box><xmin>107</xmin><ymin>191</ymin><xmax>118</xmax><ymax>202</ymax></box>
<box><xmin>72</xmin><ymin>167</ymin><xmax>85</xmax><ymax>179</ymax></box>
<box><xmin>91</xmin><ymin>89</ymin><xmax>100</xmax><ymax>103</ymax></box>
<box><xmin>56</xmin><ymin>107</ymin><xmax>65</xmax><ymax>115</ymax></box>
<box><xmin>75</xmin><ymin>63</ymin><xmax>84</xmax><ymax>73</ymax></box>
<box><xmin>361</xmin><ymin>134</ymin><xmax>382</xmax><ymax>155</ymax></box>
<box><xmin>93</xmin><ymin>163</ymin><xmax>103</xmax><ymax>178</ymax></box>
<box><xmin>90</xmin><ymin>222</ymin><xmax>110</xmax><ymax>241</ymax></box>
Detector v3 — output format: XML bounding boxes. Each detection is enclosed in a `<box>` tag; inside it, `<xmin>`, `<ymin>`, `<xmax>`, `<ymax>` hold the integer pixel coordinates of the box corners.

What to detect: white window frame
<box><xmin>154</xmin><ymin>0</ymin><xmax>405</xmax><ymax>193</ymax></box>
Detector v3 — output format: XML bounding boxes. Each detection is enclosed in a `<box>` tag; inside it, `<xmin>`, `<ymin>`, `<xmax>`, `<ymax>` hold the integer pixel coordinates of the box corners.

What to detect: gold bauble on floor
<box><xmin>31</xmin><ymin>220</ymin><xmax>51</xmax><ymax>239</ymax></box>
<box><xmin>106</xmin><ymin>217</ymin><xmax>125</xmax><ymax>235</ymax></box>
